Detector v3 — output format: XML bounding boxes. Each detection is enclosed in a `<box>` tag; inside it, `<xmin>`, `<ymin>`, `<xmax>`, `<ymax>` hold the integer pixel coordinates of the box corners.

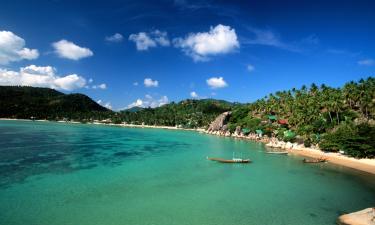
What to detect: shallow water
<box><xmin>0</xmin><ymin>120</ymin><xmax>374</xmax><ymax>225</ymax></box>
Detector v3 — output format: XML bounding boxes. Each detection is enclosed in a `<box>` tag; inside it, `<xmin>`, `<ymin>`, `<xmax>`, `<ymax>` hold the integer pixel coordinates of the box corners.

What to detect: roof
<box><xmin>242</xmin><ymin>128</ymin><xmax>251</xmax><ymax>134</ymax></box>
<box><xmin>278</xmin><ymin>119</ymin><xmax>288</xmax><ymax>124</ymax></box>
<box><xmin>256</xmin><ymin>129</ymin><xmax>263</xmax><ymax>134</ymax></box>
<box><xmin>268</xmin><ymin>115</ymin><xmax>277</xmax><ymax>120</ymax></box>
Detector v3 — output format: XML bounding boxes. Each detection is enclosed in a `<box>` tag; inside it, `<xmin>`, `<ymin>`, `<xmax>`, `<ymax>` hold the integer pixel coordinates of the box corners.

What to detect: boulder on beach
<box><xmin>337</xmin><ymin>207</ymin><xmax>375</xmax><ymax>225</ymax></box>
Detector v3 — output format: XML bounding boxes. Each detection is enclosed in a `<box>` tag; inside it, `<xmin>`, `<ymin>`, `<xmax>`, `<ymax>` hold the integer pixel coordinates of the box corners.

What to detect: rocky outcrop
<box><xmin>207</xmin><ymin>111</ymin><xmax>231</xmax><ymax>132</ymax></box>
<box><xmin>337</xmin><ymin>207</ymin><xmax>375</xmax><ymax>225</ymax></box>
<box><xmin>234</xmin><ymin>126</ymin><xmax>241</xmax><ymax>136</ymax></box>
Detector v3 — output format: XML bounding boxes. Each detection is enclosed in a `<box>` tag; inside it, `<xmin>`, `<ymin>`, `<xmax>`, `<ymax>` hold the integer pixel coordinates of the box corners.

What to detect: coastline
<box><xmin>203</xmin><ymin>130</ymin><xmax>375</xmax><ymax>175</ymax></box>
<box><xmin>1</xmin><ymin>118</ymin><xmax>374</xmax><ymax>175</ymax></box>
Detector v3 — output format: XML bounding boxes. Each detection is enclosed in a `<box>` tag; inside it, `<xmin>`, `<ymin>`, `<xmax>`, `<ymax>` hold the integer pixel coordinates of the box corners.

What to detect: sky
<box><xmin>0</xmin><ymin>0</ymin><xmax>374</xmax><ymax>110</ymax></box>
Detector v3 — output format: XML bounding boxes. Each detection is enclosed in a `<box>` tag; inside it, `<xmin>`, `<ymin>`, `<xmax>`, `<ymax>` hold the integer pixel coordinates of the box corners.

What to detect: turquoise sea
<box><xmin>0</xmin><ymin>120</ymin><xmax>374</xmax><ymax>225</ymax></box>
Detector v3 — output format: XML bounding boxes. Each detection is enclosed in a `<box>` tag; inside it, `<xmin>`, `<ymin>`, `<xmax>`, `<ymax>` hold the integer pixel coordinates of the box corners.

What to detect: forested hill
<box><xmin>118</xmin><ymin>99</ymin><xmax>235</xmax><ymax>128</ymax></box>
<box><xmin>0</xmin><ymin>86</ymin><xmax>111</xmax><ymax>120</ymax></box>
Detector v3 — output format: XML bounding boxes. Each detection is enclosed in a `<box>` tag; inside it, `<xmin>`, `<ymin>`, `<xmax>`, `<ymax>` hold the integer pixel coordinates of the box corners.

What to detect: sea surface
<box><xmin>0</xmin><ymin>120</ymin><xmax>374</xmax><ymax>225</ymax></box>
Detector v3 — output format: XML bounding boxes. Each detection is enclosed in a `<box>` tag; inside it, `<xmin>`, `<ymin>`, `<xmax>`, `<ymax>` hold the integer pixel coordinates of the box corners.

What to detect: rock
<box><xmin>207</xmin><ymin>111</ymin><xmax>231</xmax><ymax>132</ymax></box>
<box><xmin>234</xmin><ymin>126</ymin><xmax>241</xmax><ymax>136</ymax></box>
<box><xmin>337</xmin><ymin>207</ymin><xmax>375</xmax><ymax>225</ymax></box>
<box><xmin>285</xmin><ymin>142</ymin><xmax>293</xmax><ymax>149</ymax></box>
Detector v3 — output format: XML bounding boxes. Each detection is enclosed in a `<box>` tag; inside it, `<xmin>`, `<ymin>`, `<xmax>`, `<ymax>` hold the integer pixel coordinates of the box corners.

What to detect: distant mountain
<box><xmin>0</xmin><ymin>86</ymin><xmax>111</xmax><ymax>120</ymax></box>
<box><xmin>123</xmin><ymin>106</ymin><xmax>144</xmax><ymax>113</ymax></box>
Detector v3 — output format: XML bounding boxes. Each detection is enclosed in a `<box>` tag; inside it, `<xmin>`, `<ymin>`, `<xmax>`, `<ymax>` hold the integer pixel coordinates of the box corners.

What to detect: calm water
<box><xmin>0</xmin><ymin>120</ymin><xmax>374</xmax><ymax>225</ymax></box>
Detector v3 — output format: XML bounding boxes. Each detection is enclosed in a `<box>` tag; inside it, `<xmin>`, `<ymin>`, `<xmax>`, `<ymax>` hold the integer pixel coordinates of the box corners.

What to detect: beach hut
<box><xmin>268</xmin><ymin>115</ymin><xmax>277</xmax><ymax>122</ymax></box>
<box><xmin>256</xmin><ymin>129</ymin><xmax>263</xmax><ymax>137</ymax></box>
<box><xmin>278</xmin><ymin>119</ymin><xmax>288</xmax><ymax>125</ymax></box>
<box><xmin>242</xmin><ymin>128</ymin><xmax>251</xmax><ymax>135</ymax></box>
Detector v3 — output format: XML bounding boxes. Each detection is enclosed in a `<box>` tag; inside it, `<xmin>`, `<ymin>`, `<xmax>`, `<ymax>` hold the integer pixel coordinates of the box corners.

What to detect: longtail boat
<box><xmin>207</xmin><ymin>157</ymin><xmax>251</xmax><ymax>163</ymax></box>
<box><xmin>266</xmin><ymin>151</ymin><xmax>288</xmax><ymax>155</ymax></box>
<box><xmin>303</xmin><ymin>158</ymin><xmax>327</xmax><ymax>163</ymax></box>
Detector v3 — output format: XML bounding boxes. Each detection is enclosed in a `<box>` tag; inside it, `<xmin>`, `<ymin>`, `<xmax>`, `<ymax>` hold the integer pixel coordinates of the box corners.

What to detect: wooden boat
<box><xmin>207</xmin><ymin>157</ymin><xmax>251</xmax><ymax>163</ymax></box>
<box><xmin>266</xmin><ymin>151</ymin><xmax>288</xmax><ymax>155</ymax></box>
<box><xmin>303</xmin><ymin>158</ymin><xmax>327</xmax><ymax>163</ymax></box>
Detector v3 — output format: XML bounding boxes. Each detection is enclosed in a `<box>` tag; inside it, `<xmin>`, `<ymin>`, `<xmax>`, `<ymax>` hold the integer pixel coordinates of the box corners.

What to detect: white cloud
<box><xmin>133</xmin><ymin>81</ymin><xmax>139</xmax><ymax>86</ymax></box>
<box><xmin>173</xmin><ymin>24</ymin><xmax>239</xmax><ymax>61</ymax></box>
<box><xmin>127</xmin><ymin>99</ymin><xmax>144</xmax><ymax>108</ymax></box>
<box><xmin>358</xmin><ymin>59</ymin><xmax>375</xmax><ymax>66</ymax></box>
<box><xmin>104</xmin><ymin>102</ymin><xmax>112</xmax><ymax>109</ymax></box>
<box><xmin>105</xmin><ymin>33</ymin><xmax>123</xmax><ymax>42</ymax></box>
<box><xmin>97</xmin><ymin>100</ymin><xmax>112</xmax><ymax>109</ymax></box>
<box><xmin>243</xmin><ymin>27</ymin><xmax>300</xmax><ymax>52</ymax></box>
<box><xmin>206</xmin><ymin>77</ymin><xmax>228</xmax><ymax>89</ymax></box>
<box><xmin>129</xmin><ymin>32</ymin><xmax>156</xmax><ymax>50</ymax></box>
<box><xmin>0</xmin><ymin>31</ymin><xmax>39</xmax><ymax>64</ymax></box>
<box><xmin>52</xmin><ymin>39</ymin><xmax>93</xmax><ymax>60</ymax></box>
<box><xmin>247</xmin><ymin>64</ymin><xmax>255</xmax><ymax>72</ymax></box>
<box><xmin>152</xmin><ymin>30</ymin><xmax>170</xmax><ymax>47</ymax></box>
<box><xmin>127</xmin><ymin>95</ymin><xmax>169</xmax><ymax>109</ymax></box>
<box><xmin>88</xmin><ymin>78</ymin><xmax>93</xmax><ymax>83</ymax></box>
<box><xmin>190</xmin><ymin>91</ymin><xmax>198</xmax><ymax>98</ymax></box>
<box><xmin>92</xmin><ymin>83</ymin><xmax>107</xmax><ymax>89</ymax></box>
<box><xmin>129</xmin><ymin>30</ymin><xmax>170</xmax><ymax>51</ymax></box>
<box><xmin>144</xmin><ymin>78</ymin><xmax>159</xmax><ymax>87</ymax></box>
<box><xmin>0</xmin><ymin>65</ymin><xmax>86</xmax><ymax>91</ymax></box>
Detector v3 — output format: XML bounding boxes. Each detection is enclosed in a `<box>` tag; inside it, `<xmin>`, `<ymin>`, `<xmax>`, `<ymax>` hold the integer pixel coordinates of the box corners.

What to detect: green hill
<box><xmin>0</xmin><ymin>86</ymin><xmax>111</xmax><ymax>120</ymax></box>
<box><xmin>118</xmin><ymin>99</ymin><xmax>235</xmax><ymax>128</ymax></box>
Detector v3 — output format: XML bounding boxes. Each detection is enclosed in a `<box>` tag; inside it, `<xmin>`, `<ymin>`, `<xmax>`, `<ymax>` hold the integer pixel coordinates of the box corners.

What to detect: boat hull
<box><xmin>208</xmin><ymin>158</ymin><xmax>251</xmax><ymax>163</ymax></box>
<box><xmin>266</xmin><ymin>152</ymin><xmax>288</xmax><ymax>155</ymax></box>
<box><xmin>303</xmin><ymin>158</ymin><xmax>327</xmax><ymax>163</ymax></box>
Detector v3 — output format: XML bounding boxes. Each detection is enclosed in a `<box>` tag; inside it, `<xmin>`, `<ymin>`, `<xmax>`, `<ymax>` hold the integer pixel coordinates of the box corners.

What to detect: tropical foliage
<box><xmin>119</xmin><ymin>99</ymin><xmax>234</xmax><ymax>128</ymax></box>
<box><xmin>226</xmin><ymin>77</ymin><xmax>375</xmax><ymax>158</ymax></box>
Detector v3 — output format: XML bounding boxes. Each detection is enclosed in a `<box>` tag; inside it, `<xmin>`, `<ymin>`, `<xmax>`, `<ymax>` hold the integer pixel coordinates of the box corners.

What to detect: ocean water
<box><xmin>0</xmin><ymin>120</ymin><xmax>374</xmax><ymax>225</ymax></box>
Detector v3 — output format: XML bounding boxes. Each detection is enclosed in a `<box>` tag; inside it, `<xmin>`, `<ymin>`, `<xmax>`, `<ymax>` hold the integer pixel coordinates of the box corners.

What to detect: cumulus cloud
<box><xmin>92</xmin><ymin>83</ymin><xmax>107</xmax><ymax>89</ymax></box>
<box><xmin>133</xmin><ymin>82</ymin><xmax>139</xmax><ymax>86</ymax></box>
<box><xmin>129</xmin><ymin>30</ymin><xmax>170</xmax><ymax>51</ymax></box>
<box><xmin>97</xmin><ymin>100</ymin><xmax>112</xmax><ymax>109</ymax></box>
<box><xmin>127</xmin><ymin>95</ymin><xmax>168</xmax><ymax>109</ymax></box>
<box><xmin>173</xmin><ymin>24</ymin><xmax>239</xmax><ymax>61</ymax></box>
<box><xmin>127</xmin><ymin>99</ymin><xmax>144</xmax><ymax>108</ymax></box>
<box><xmin>52</xmin><ymin>40</ymin><xmax>93</xmax><ymax>60</ymax></box>
<box><xmin>144</xmin><ymin>78</ymin><xmax>159</xmax><ymax>87</ymax></box>
<box><xmin>105</xmin><ymin>33</ymin><xmax>123</xmax><ymax>42</ymax></box>
<box><xmin>206</xmin><ymin>77</ymin><xmax>228</xmax><ymax>89</ymax></box>
<box><xmin>190</xmin><ymin>91</ymin><xmax>198</xmax><ymax>98</ymax></box>
<box><xmin>0</xmin><ymin>65</ymin><xmax>86</xmax><ymax>91</ymax></box>
<box><xmin>247</xmin><ymin>64</ymin><xmax>255</xmax><ymax>72</ymax></box>
<box><xmin>358</xmin><ymin>59</ymin><xmax>375</xmax><ymax>66</ymax></box>
<box><xmin>0</xmin><ymin>31</ymin><xmax>39</xmax><ymax>64</ymax></box>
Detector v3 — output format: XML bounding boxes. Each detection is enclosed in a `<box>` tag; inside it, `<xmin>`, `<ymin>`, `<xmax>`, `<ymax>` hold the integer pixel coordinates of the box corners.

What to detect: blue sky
<box><xmin>0</xmin><ymin>0</ymin><xmax>374</xmax><ymax>110</ymax></box>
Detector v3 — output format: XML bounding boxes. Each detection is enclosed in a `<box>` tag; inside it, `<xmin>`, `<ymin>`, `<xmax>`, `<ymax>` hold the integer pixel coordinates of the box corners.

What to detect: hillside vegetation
<box><xmin>225</xmin><ymin>77</ymin><xmax>375</xmax><ymax>158</ymax></box>
<box><xmin>0</xmin><ymin>86</ymin><xmax>111</xmax><ymax>120</ymax></box>
<box><xmin>118</xmin><ymin>99</ymin><xmax>234</xmax><ymax>128</ymax></box>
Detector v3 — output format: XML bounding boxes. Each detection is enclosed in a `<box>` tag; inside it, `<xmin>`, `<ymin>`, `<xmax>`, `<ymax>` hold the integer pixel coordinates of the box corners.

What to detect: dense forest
<box><xmin>225</xmin><ymin>77</ymin><xmax>375</xmax><ymax>158</ymax></box>
<box><xmin>0</xmin><ymin>86</ymin><xmax>111</xmax><ymax>120</ymax></box>
<box><xmin>118</xmin><ymin>99</ymin><xmax>234</xmax><ymax>128</ymax></box>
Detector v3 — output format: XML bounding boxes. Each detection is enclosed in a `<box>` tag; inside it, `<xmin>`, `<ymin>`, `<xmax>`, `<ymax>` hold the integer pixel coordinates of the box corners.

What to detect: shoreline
<box><xmin>203</xmin><ymin>130</ymin><xmax>375</xmax><ymax>175</ymax></box>
<box><xmin>1</xmin><ymin>118</ymin><xmax>374</xmax><ymax>175</ymax></box>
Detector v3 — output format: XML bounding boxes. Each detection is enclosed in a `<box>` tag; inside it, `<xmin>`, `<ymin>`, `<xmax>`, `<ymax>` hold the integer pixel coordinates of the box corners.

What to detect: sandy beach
<box><xmin>288</xmin><ymin>147</ymin><xmax>375</xmax><ymax>175</ymax></box>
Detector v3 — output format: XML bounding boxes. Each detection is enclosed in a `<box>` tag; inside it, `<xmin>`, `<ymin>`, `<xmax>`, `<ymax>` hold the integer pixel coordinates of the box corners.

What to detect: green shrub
<box><xmin>304</xmin><ymin>139</ymin><xmax>311</xmax><ymax>147</ymax></box>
